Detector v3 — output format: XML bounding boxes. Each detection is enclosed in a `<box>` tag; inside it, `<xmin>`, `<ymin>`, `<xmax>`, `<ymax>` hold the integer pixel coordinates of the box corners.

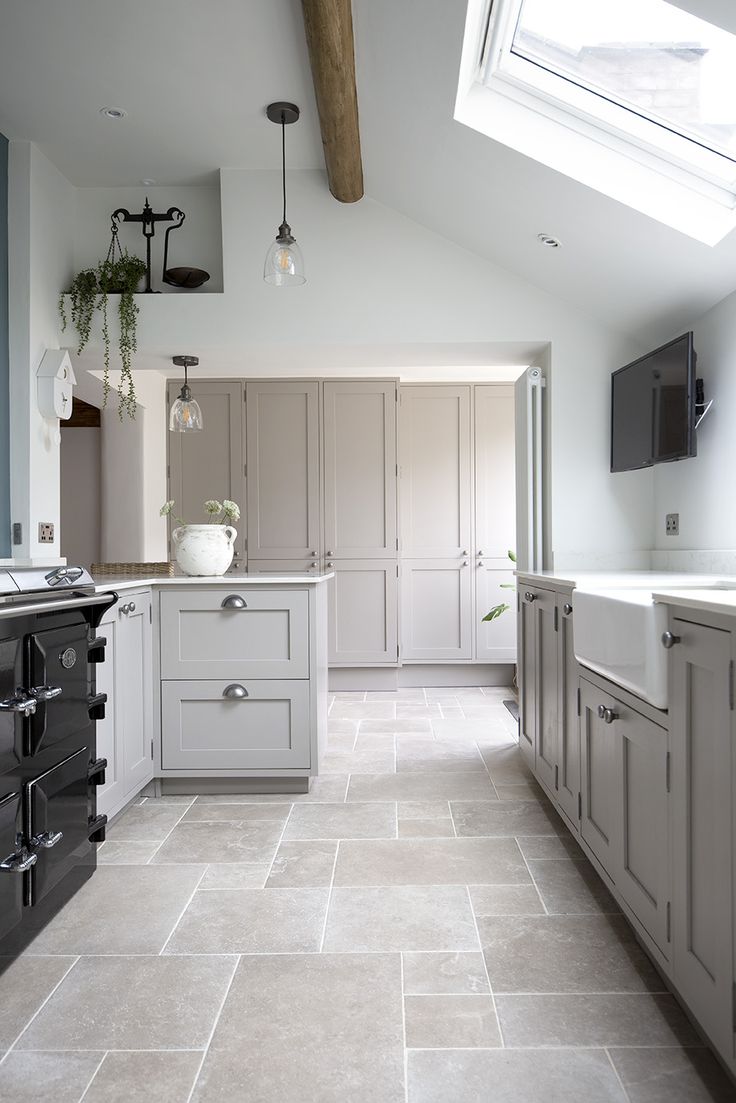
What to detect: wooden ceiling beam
<box><xmin>301</xmin><ymin>0</ymin><xmax>364</xmax><ymax>203</ymax></box>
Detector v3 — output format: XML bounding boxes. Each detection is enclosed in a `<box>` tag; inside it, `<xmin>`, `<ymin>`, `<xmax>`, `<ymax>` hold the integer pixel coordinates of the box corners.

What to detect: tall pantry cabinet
<box><xmin>168</xmin><ymin>377</ymin><xmax>515</xmax><ymax>670</ymax></box>
<box><xmin>399</xmin><ymin>384</ymin><xmax>516</xmax><ymax>664</ymax></box>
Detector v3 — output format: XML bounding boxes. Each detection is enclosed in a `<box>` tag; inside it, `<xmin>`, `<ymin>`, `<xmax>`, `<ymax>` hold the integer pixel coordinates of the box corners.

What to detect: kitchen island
<box><xmin>92</xmin><ymin>573</ymin><xmax>332</xmax><ymax>817</ymax></box>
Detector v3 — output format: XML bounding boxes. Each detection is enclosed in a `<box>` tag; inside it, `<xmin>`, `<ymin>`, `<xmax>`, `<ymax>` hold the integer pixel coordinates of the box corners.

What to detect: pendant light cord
<box><xmin>281</xmin><ymin>113</ymin><xmax>287</xmax><ymax>225</ymax></box>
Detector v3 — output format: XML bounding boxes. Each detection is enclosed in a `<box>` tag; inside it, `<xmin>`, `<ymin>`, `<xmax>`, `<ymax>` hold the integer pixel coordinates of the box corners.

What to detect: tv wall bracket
<box><xmin>694</xmin><ymin>378</ymin><xmax>713</xmax><ymax>430</ymax></box>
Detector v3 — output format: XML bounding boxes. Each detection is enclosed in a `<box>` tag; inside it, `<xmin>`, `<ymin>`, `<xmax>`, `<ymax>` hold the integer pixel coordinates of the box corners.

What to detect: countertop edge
<box><xmin>92</xmin><ymin>573</ymin><xmax>335</xmax><ymax>593</ymax></box>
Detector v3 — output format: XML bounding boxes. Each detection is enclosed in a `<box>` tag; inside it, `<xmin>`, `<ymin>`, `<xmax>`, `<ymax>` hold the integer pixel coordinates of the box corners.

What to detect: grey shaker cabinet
<box><xmin>669</xmin><ymin>616</ymin><xmax>734</xmax><ymax>1060</ymax></box>
<box><xmin>167</xmin><ymin>380</ymin><xmax>246</xmax><ymax>568</ymax></box>
<box><xmin>400</xmin><ymin>558</ymin><xmax>473</xmax><ymax>661</ymax></box>
<box><xmin>556</xmin><ymin>596</ymin><xmax>581</xmax><ymax>828</ymax></box>
<box><xmin>517</xmin><ymin>584</ymin><xmax>558</xmax><ymax>789</ymax></box>
<box><xmin>580</xmin><ymin>677</ymin><xmax>670</xmax><ymax>950</ymax></box>
<box><xmin>322</xmin><ymin>381</ymin><xmax>397</xmax><ymax>559</ymax></box>
<box><xmin>245</xmin><ymin>380</ymin><xmax>321</xmax><ymax>560</ymax></box>
<box><xmin>326</xmin><ymin>559</ymin><xmax>399</xmax><ymax>665</ymax></box>
<box><xmin>96</xmin><ymin>590</ymin><xmax>154</xmax><ymax>821</ymax></box>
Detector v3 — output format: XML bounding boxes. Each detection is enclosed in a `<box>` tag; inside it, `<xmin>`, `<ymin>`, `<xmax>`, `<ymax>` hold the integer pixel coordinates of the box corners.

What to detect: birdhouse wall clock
<box><xmin>37</xmin><ymin>349</ymin><xmax>76</xmax><ymax>420</ymax></box>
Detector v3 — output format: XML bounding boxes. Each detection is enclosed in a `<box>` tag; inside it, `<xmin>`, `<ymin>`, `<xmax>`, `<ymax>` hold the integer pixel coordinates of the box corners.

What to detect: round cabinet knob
<box><xmin>128</xmin><ymin>601</ymin><xmax>135</xmax><ymax>613</ymax></box>
<box><xmin>597</xmin><ymin>705</ymin><xmax>617</xmax><ymax>724</ymax></box>
<box><xmin>661</xmin><ymin>631</ymin><xmax>681</xmax><ymax>649</ymax></box>
<box><xmin>120</xmin><ymin>603</ymin><xmax>129</xmax><ymax>615</ymax></box>
<box><xmin>222</xmin><ymin>684</ymin><xmax>249</xmax><ymax>700</ymax></box>
<box><xmin>563</xmin><ymin>603</ymin><xmax>573</xmax><ymax>616</ymax></box>
<box><xmin>524</xmin><ymin>591</ymin><xmax>536</xmax><ymax>603</ymax></box>
<box><xmin>221</xmin><ymin>595</ymin><xmax>247</xmax><ymax>610</ymax></box>
<box><xmin>326</xmin><ymin>551</ymin><xmax>333</xmax><ymax>557</ymax></box>
<box><xmin>462</xmin><ymin>550</ymin><xmax>468</xmax><ymax>556</ymax></box>
<box><xmin>326</xmin><ymin>562</ymin><xmax>334</xmax><ymax>568</ymax></box>
<box><xmin>462</xmin><ymin>561</ymin><xmax>468</xmax><ymax>567</ymax></box>
<box><xmin>310</xmin><ymin>551</ymin><xmax>317</xmax><ymax>557</ymax></box>
<box><xmin>477</xmin><ymin>550</ymin><xmax>484</xmax><ymax>556</ymax></box>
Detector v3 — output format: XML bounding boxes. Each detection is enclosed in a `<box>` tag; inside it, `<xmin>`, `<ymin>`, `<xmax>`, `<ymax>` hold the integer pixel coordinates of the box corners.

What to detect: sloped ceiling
<box><xmin>1</xmin><ymin>0</ymin><xmax>735</xmax><ymax>340</ymax></box>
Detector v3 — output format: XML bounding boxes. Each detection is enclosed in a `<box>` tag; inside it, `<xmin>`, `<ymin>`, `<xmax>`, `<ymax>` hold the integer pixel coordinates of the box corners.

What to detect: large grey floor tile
<box><xmin>198</xmin><ymin>863</ymin><xmax>269</xmax><ymax>889</ymax></box>
<box><xmin>396</xmin><ymin>739</ymin><xmax>487</xmax><ymax>773</ymax></box>
<box><xmin>181</xmin><ymin>802</ymin><xmax>292</xmax><ymax>823</ymax></box>
<box><xmin>193</xmin><ymin>953</ymin><xmax>404</xmax><ymax>1102</ymax></box>
<box><xmin>405</xmin><ymin>994</ymin><xmax>501</xmax><ymax>1048</ymax></box>
<box><xmin>194</xmin><ymin>776</ymin><xmax>348</xmax><ymax>803</ymax></box>
<box><xmin>431</xmin><ymin>719</ymin><xmax>512</xmax><ymax>743</ymax></box>
<box><xmin>266</xmin><ymin>841</ymin><xmax>338</xmax><ymax>887</ymax></box>
<box><xmin>330</xmin><ymin>701</ymin><xmax>396</xmax><ymax>719</ymax></box>
<box><xmin>398</xmin><ymin>818</ymin><xmax>455</xmax><ymax>838</ymax></box>
<box><xmin>497</xmin><ymin>993</ymin><xmax>700</xmax><ymax>1047</ymax></box>
<box><xmin>323</xmin><ymin>886</ymin><xmax>479</xmax><ymax>952</ymax></box>
<box><xmin>516</xmin><ymin>835</ymin><xmax>583</xmax><ymax>861</ymax></box>
<box><xmin>478</xmin><ymin>914</ymin><xmax>664</xmax><ymax>993</ymax></box>
<box><xmin>84</xmin><ymin>1051</ymin><xmax>203</xmax><ymax>1103</ymax></box>
<box><xmin>477</xmin><ymin>744</ymin><xmax>534</xmax><ymax>782</ymax></box>
<box><xmin>97</xmin><ymin>839</ymin><xmax>162</xmax><ymax>864</ymax></box>
<box><xmin>608</xmin><ymin>1046</ymin><xmax>736</xmax><ymax>1103</ymax></box>
<box><xmin>17</xmin><ymin>955</ymin><xmax>237</xmax><ymax>1050</ymax></box>
<box><xmin>164</xmin><ymin>888</ymin><xmax>329</xmax><ymax>954</ymax></box>
<box><xmin>0</xmin><ymin>956</ymin><xmax>76</xmax><ymax>1047</ymax></box>
<box><xmin>283</xmin><ymin>802</ymin><xmax>396</xmax><ymax>840</ymax></box>
<box><xmin>407</xmin><ymin>1048</ymin><xmax>628</xmax><ymax>1103</ymax></box>
<box><xmin>150</xmin><ymin>821</ymin><xmax>283</xmax><ymax>864</ymax></box>
<box><xmin>333</xmin><ymin>837</ymin><xmax>530</xmax><ymax>886</ymax></box>
<box><xmin>361</xmin><ymin>718</ymin><xmax>432</xmax><ymax>734</ymax></box>
<box><xmin>106</xmin><ymin>802</ymin><xmax>188</xmax><ymax>841</ymax></box>
<box><xmin>527</xmin><ymin>858</ymin><xmax>620</xmax><ymax>914</ymax></box>
<box><xmin>496</xmin><ymin>781</ymin><xmax>547</xmax><ymax>801</ymax></box>
<box><xmin>320</xmin><ymin>748</ymin><xmax>396</xmax><ymax>774</ymax></box>
<box><xmin>469</xmin><ymin>884</ymin><xmax>546</xmax><ymax>916</ymax></box>
<box><xmin>451</xmin><ymin>799</ymin><xmax>565</xmax><ymax>837</ymax></box>
<box><xmin>14</xmin><ymin>866</ymin><xmax>205</xmax><ymax>955</ymax></box>
<box><xmin>0</xmin><ymin>1051</ymin><xmax>103</xmax><ymax>1103</ymax></box>
<box><xmin>347</xmin><ymin>772</ymin><xmax>497</xmax><ymax>803</ymax></box>
<box><xmin>402</xmin><ymin>952</ymin><xmax>489</xmax><ymax>995</ymax></box>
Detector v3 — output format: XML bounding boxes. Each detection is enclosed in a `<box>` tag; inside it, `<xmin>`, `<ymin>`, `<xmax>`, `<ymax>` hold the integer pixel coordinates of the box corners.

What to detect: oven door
<box><xmin>0</xmin><ymin>791</ymin><xmax>24</xmax><ymax>939</ymax></box>
<box><xmin>27</xmin><ymin>623</ymin><xmax>92</xmax><ymax>756</ymax></box>
<box><xmin>25</xmin><ymin>747</ymin><xmax>93</xmax><ymax>906</ymax></box>
<box><xmin>0</xmin><ymin>634</ymin><xmax>23</xmax><ymax>772</ymax></box>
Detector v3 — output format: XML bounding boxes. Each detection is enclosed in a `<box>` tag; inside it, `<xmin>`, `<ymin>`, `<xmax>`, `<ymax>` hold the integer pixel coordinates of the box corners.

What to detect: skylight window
<box><xmin>512</xmin><ymin>0</ymin><xmax>736</xmax><ymax>163</ymax></box>
<box><xmin>454</xmin><ymin>0</ymin><xmax>736</xmax><ymax>243</ymax></box>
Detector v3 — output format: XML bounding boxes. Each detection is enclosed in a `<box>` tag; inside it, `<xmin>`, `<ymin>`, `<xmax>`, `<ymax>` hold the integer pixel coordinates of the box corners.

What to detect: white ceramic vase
<box><xmin>171</xmin><ymin>524</ymin><xmax>237</xmax><ymax>577</ymax></box>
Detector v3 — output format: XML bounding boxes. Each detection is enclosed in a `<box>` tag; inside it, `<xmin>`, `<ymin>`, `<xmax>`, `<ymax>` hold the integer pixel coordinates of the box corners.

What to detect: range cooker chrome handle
<box><xmin>0</xmin><ymin>692</ymin><xmax>37</xmax><ymax>716</ymax></box>
<box><xmin>30</xmin><ymin>830</ymin><xmax>63</xmax><ymax>850</ymax></box>
<box><xmin>0</xmin><ymin>848</ymin><xmax>37</xmax><ymax>873</ymax></box>
<box><xmin>0</xmin><ymin>593</ymin><xmax>115</xmax><ymax>621</ymax></box>
<box><xmin>30</xmin><ymin>685</ymin><xmax>62</xmax><ymax>702</ymax></box>
<box><xmin>223</xmin><ymin>684</ymin><xmax>249</xmax><ymax>699</ymax></box>
<box><xmin>221</xmin><ymin>595</ymin><xmax>247</xmax><ymax>610</ymax></box>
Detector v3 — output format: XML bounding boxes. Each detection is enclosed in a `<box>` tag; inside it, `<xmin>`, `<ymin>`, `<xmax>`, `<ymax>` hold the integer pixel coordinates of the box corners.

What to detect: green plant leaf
<box><xmin>482</xmin><ymin>603</ymin><xmax>510</xmax><ymax>622</ymax></box>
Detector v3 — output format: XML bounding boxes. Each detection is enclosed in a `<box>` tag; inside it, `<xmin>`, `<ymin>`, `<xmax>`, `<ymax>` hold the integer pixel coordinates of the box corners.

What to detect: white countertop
<box><xmin>515</xmin><ymin>569</ymin><xmax>730</xmax><ymax>591</ymax></box>
<box><xmin>92</xmin><ymin>572</ymin><xmax>334</xmax><ymax>593</ymax></box>
<box><xmin>652</xmin><ymin>587</ymin><xmax>736</xmax><ymax>616</ymax></box>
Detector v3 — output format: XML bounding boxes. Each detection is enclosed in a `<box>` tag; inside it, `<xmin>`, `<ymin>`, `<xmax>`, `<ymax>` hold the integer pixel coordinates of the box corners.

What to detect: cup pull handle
<box><xmin>222</xmin><ymin>595</ymin><xmax>247</xmax><ymax>610</ymax></box>
<box><xmin>223</xmin><ymin>684</ymin><xmax>249</xmax><ymax>700</ymax></box>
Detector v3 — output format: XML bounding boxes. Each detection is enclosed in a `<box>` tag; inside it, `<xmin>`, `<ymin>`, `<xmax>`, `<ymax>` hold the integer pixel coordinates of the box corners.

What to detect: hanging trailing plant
<box><xmin>58</xmin><ymin>226</ymin><xmax>146</xmax><ymax>419</ymax></box>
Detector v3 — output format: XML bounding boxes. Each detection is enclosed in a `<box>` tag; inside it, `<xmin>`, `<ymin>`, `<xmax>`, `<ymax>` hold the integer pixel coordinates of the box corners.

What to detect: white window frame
<box><xmin>453</xmin><ymin>0</ymin><xmax>736</xmax><ymax>244</ymax></box>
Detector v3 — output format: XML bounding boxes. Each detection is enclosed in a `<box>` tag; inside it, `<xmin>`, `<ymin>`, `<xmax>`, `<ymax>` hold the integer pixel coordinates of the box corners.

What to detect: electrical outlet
<box><xmin>12</xmin><ymin>523</ymin><xmax>22</xmax><ymax>546</ymax></box>
<box><xmin>38</xmin><ymin>522</ymin><xmax>55</xmax><ymax>544</ymax></box>
<box><xmin>665</xmin><ymin>513</ymin><xmax>679</xmax><ymax>536</ymax></box>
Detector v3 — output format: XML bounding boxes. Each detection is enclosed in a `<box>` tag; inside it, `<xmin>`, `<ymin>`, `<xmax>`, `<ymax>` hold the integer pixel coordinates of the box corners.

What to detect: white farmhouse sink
<box><xmin>573</xmin><ymin>589</ymin><xmax>671</xmax><ymax>708</ymax></box>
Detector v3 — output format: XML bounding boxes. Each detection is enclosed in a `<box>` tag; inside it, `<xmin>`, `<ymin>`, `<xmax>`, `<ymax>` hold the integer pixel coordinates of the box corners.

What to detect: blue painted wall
<box><xmin>0</xmin><ymin>133</ymin><xmax>8</xmax><ymax>557</ymax></box>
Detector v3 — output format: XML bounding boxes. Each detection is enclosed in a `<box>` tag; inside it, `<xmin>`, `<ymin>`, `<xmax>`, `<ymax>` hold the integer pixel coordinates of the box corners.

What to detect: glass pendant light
<box><xmin>169</xmin><ymin>355</ymin><xmax>203</xmax><ymax>431</ymax></box>
<box><xmin>264</xmin><ymin>102</ymin><xmax>306</xmax><ymax>286</ymax></box>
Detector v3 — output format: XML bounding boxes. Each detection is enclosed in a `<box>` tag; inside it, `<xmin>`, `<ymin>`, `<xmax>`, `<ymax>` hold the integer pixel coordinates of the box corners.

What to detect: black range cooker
<box><xmin>0</xmin><ymin>566</ymin><xmax>117</xmax><ymax>959</ymax></box>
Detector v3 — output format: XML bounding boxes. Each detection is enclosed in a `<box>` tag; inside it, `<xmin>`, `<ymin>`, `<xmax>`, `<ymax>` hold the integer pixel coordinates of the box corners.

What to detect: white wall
<box><xmin>60</xmin><ymin>426</ymin><xmax>100</xmax><ymax>566</ymax></box>
<box><xmin>9</xmin><ymin>141</ymin><xmax>74</xmax><ymax>560</ymax></box>
<box><xmin>76</xmin><ymin>168</ymin><xmax>648</xmax><ymax>566</ymax></box>
<box><xmin>74</xmin><ymin>183</ymin><xmax>223</xmax><ymax>293</ymax></box>
<box><xmin>651</xmin><ymin>287</ymin><xmax>736</xmax><ymax>565</ymax></box>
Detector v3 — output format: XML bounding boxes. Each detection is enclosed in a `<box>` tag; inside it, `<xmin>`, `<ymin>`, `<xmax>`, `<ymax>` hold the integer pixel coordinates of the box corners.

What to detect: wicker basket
<box><xmin>91</xmin><ymin>562</ymin><xmax>175</xmax><ymax>577</ymax></box>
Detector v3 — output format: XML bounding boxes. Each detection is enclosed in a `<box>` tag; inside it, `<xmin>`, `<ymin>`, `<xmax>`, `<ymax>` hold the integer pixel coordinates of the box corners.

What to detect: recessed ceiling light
<box><xmin>537</xmin><ymin>233</ymin><xmax>561</xmax><ymax>248</ymax></box>
<box><xmin>141</xmin><ymin>178</ymin><xmax>157</xmax><ymax>186</ymax></box>
<box><xmin>99</xmin><ymin>107</ymin><xmax>127</xmax><ymax>120</ymax></box>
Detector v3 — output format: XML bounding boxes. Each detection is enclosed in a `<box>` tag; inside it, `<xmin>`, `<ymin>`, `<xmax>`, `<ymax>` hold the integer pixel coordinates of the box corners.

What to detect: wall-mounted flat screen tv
<box><xmin>611</xmin><ymin>332</ymin><xmax>697</xmax><ymax>473</ymax></box>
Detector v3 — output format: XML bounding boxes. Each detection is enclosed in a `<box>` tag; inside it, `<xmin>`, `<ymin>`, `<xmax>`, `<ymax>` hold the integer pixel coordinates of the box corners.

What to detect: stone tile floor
<box><xmin>1</xmin><ymin>686</ymin><xmax>735</xmax><ymax>1101</ymax></box>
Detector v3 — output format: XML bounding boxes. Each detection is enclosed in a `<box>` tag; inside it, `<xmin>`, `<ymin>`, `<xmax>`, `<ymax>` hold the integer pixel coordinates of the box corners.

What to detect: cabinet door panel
<box><xmin>535</xmin><ymin>588</ymin><xmax>558</xmax><ymax>794</ymax></box>
<box><xmin>161</xmin><ymin>680</ymin><xmax>310</xmax><ymax>770</ymax></box>
<box><xmin>167</xmin><ymin>381</ymin><xmax>245</xmax><ymax>566</ymax></box>
<box><xmin>671</xmin><ymin>618</ymin><xmax>733</xmax><ymax>1058</ymax></box>
<box><xmin>399</xmin><ymin>386</ymin><xmax>471</xmax><ymax>557</ymax></box>
<box><xmin>475</xmin><ymin>564</ymin><xmax>516</xmax><ymax>662</ymax></box>
<box><xmin>518</xmin><ymin>591</ymin><xmax>535</xmax><ymax>768</ymax></box>
<box><xmin>474</xmin><ymin>385</ymin><xmax>515</xmax><ymax>559</ymax></box>
<box><xmin>246</xmin><ymin>381</ymin><xmax>320</xmax><ymax>559</ymax></box>
<box><xmin>580</xmin><ymin>680</ymin><xmax>620</xmax><ymax>874</ymax></box>
<box><xmin>323</xmin><ymin>382</ymin><xmax>397</xmax><ymax>558</ymax></box>
<box><xmin>618</xmin><ymin>709</ymin><xmax>669</xmax><ymax>951</ymax></box>
<box><xmin>94</xmin><ymin>607</ymin><xmax>120</xmax><ymax>819</ymax></box>
<box><xmin>401</xmin><ymin>559</ymin><xmax>472</xmax><ymax>661</ymax></box>
<box><xmin>557</xmin><ymin>600</ymin><xmax>580</xmax><ymax>828</ymax></box>
<box><xmin>328</xmin><ymin>560</ymin><xmax>398</xmax><ymax>665</ymax></box>
<box><xmin>121</xmin><ymin>594</ymin><xmax>154</xmax><ymax>793</ymax></box>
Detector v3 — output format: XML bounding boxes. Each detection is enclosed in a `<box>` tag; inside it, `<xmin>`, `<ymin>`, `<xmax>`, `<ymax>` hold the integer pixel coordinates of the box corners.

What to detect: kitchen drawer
<box><xmin>161</xmin><ymin>680</ymin><xmax>310</xmax><ymax>770</ymax></box>
<box><xmin>160</xmin><ymin>589</ymin><xmax>309</xmax><ymax>680</ymax></box>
